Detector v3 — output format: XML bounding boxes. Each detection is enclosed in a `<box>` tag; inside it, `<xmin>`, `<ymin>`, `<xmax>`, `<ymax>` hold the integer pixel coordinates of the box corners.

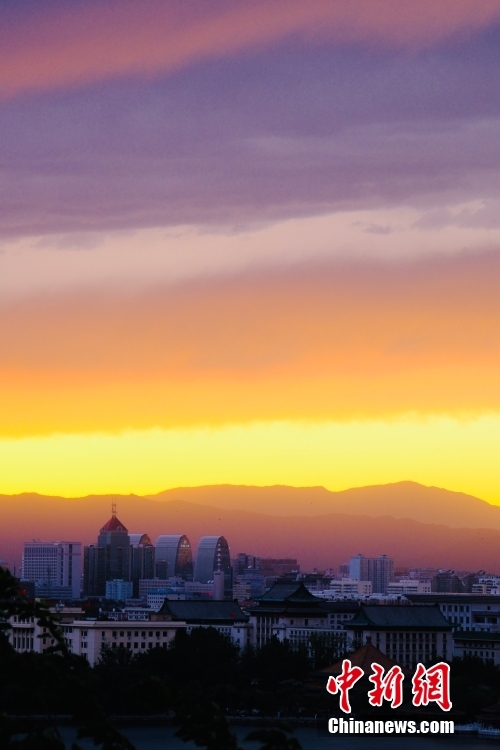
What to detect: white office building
<box><xmin>22</xmin><ymin>541</ymin><xmax>82</xmax><ymax>599</ymax></box>
<box><xmin>388</xmin><ymin>580</ymin><xmax>431</xmax><ymax>596</ymax></box>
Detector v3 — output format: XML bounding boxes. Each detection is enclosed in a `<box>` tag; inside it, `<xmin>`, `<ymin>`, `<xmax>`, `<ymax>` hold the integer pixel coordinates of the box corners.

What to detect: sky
<box><xmin>1</xmin><ymin>0</ymin><xmax>500</xmax><ymax>501</ymax></box>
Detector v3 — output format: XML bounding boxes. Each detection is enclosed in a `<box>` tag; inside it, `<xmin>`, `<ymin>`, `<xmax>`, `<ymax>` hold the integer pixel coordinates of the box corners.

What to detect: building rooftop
<box><xmin>346</xmin><ymin>605</ymin><xmax>452</xmax><ymax>630</ymax></box>
<box><xmin>407</xmin><ymin>594</ymin><xmax>500</xmax><ymax>605</ymax></box>
<box><xmin>157</xmin><ymin>599</ymin><xmax>248</xmax><ymax>623</ymax></box>
<box><xmin>319</xmin><ymin>601</ymin><xmax>361</xmax><ymax>613</ymax></box>
<box><xmin>258</xmin><ymin>581</ymin><xmax>319</xmax><ymax>602</ymax></box>
<box><xmin>100</xmin><ymin>515</ymin><xmax>128</xmax><ymax>533</ymax></box>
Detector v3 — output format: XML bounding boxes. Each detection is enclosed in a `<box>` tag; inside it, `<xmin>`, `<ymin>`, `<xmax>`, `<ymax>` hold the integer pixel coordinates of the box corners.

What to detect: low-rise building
<box><xmin>453</xmin><ymin>631</ymin><xmax>500</xmax><ymax>666</ymax></box>
<box><xmin>146</xmin><ymin>582</ymin><xmax>215</xmax><ymax>610</ymax></box>
<box><xmin>387</xmin><ymin>580</ymin><xmax>431</xmax><ymax>596</ymax></box>
<box><xmin>472</xmin><ymin>576</ymin><xmax>500</xmax><ymax>595</ymax></box>
<box><xmin>8</xmin><ymin>607</ymin><xmax>83</xmax><ymax>655</ymax></box>
<box><xmin>8</xmin><ymin>609</ymin><xmax>194</xmax><ymax>665</ymax></box>
<box><xmin>344</xmin><ymin>605</ymin><xmax>453</xmax><ymax>668</ymax></box>
<box><xmin>407</xmin><ymin>593</ymin><xmax>500</xmax><ymax>632</ymax></box>
<box><xmin>70</xmin><ymin>619</ymin><xmax>184</xmax><ymax>664</ymax></box>
<box><xmin>247</xmin><ymin>580</ymin><xmax>359</xmax><ymax>650</ymax></box>
<box><xmin>325</xmin><ymin>579</ymin><xmax>372</xmax><ymax>597</ymax></box>
<box><xmin>105</xmin><ymin>579</ymin><xmax>133</xmax><ymax>601</ymax></box>
<box><xmin>156</xmin><ymin>599</ymin><xmax>251</xmax><ymax>649</ymax></box>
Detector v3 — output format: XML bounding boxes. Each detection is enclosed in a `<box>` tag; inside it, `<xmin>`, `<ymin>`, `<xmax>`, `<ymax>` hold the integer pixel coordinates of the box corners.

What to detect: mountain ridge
<box><xmin>147</xmin><ymin>481</ymin><xmax>500</xmax><ymax>530</ymax></box>
<box><xmin>1</xmin><ymin>484</ymin><xmax>500</xmax><ymax>573</ymax></box>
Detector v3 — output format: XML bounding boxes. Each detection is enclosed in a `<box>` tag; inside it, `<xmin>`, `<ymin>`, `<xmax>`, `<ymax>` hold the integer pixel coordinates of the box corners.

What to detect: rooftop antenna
<box><xmin>111</xmin><ymin>501</ymin><xmax>117</xmax><ymax>518</ymax></box>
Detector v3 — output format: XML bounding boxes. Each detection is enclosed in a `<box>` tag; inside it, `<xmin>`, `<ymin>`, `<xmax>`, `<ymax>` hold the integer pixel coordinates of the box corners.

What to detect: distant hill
<box><xmin>149</xmin><ymin>482</ymin><xmax>500</xmax><ymax>530</ymax></box>
<box><xmin>1</xmin><ymin>483</ymin><xmax>500</xmax><ymax>573</ymax></box>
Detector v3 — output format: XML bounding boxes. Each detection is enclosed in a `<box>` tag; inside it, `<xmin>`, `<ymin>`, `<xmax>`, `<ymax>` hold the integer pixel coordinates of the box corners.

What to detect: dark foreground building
<box><xmin>344</xmin><ymin>605</ymin><xmax>453</xmax><ymax>669</ymax></box>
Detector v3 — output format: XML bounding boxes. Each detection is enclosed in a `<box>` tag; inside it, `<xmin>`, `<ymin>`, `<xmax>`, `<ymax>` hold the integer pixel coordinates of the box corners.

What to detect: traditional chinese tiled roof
<box><xmin>257</xmin><ymin>581</ymin><xmax>319</xmax><ymax>602</ymax></box>
<box><xmin>100</xmin><ymin>515</ymin><xmax>128</xmax><ymax>533</ymax></box>
<box><xmin>346</xmin><ymin>605</ymin><xmax>452</xmax><ymax>630</ymax></box>
<box><xmin>157</xmin><ymin>599</ymin><xmax>248</xmax><ymax>623</ymax></box>
<box><xmin>320</xmin><ymin>601</ymin><xmax>361</xmax><ymax>614</ymax></box>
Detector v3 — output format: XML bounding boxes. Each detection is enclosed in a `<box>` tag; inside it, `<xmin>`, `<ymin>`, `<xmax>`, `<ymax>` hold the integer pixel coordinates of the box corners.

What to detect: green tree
<box><xmin>307</xmin><ymin>632</ymin><xmax>353</xmax><ymax>670</ymax></box>
<box><xmin>0</xmin><ymin>566</ymin><xmax>134</xmax><ymax>750</ymax></box>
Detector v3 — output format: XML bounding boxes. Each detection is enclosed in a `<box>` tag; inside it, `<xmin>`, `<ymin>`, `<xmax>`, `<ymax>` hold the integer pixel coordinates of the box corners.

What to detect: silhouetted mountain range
<box><xmin>1</xmin><ymin>482</ymin><xmax>500</xmax><ymax>573</ymax></box>
<box><xmin>149</xmin><ymin>481</ymin><xmax>500</xmax><ymax>529</ymax></box>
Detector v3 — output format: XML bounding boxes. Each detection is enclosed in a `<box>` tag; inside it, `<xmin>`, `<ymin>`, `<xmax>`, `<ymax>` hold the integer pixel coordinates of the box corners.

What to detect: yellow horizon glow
<box><xmin>1</xmin><ymin>414</ymin><xmax>500</xmax><ymax>505</ymax></box>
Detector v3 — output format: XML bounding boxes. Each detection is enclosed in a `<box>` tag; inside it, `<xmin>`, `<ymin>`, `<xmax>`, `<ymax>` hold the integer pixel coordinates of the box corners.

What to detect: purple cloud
<box><xmin>1</xmin><ymin>36</ymin><xmax>500</xmax><ymax>237</ymax></box>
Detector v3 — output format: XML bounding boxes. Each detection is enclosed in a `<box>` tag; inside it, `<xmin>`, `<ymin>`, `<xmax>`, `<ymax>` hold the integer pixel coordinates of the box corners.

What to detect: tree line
<box><xmin>2</xmin><ymin>566</ymin><xmax>500</xmax><ymax>748</ymax></box>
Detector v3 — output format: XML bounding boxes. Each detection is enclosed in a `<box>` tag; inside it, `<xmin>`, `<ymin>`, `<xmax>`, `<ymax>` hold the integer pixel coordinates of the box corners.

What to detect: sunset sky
<box><xmin>1</xmin><ymin>0</ymin><xmax>500</xmax><ymax>501</ymax></box>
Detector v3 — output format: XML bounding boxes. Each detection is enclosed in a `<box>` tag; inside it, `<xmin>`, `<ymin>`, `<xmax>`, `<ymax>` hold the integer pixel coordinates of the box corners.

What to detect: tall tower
<box><xmin>83</xmin><ymin>505</ymin><xmax>130</xmax><ymax>596</ymax></box>
<box><xmin>194</xmin><ymin>535</ymin><xmax>232</xmax><ymax>598</ymax></box>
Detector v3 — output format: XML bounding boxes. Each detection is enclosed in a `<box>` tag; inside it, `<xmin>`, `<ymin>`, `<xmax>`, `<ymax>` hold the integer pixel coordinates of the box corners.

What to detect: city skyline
<box><xmin>18</xmin><ymin>515</ymin><xmax>500</xmax><ymax>602</ymax></box>
<box><xmin>3</xmin><ymin>5</ymin><xmax>500</xmax><ymax>743</ymax></box>
<box><xmin>4</xmin><ymin>481</ymin><xmax>500</xmax><ymax>574</ymax></box>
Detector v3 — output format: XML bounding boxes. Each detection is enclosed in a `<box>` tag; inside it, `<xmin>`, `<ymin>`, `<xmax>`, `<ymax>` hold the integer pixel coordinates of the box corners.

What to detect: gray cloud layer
<box><xmin>1</xmin><ymin>36</ymin><xmax>500</xmax><ymax>237</ymax></box>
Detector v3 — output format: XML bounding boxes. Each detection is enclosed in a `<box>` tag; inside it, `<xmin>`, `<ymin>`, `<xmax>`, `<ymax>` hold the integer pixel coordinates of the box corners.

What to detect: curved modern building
<box><xmin>193</xmin><ymin>535</ymin><xmax>231</xmax><ymax>586</ymax></box>
<box><xmin>129</xmin><ymin>533</ymin><xmax>152</xmax><ymax>547</ymax></box>
<box><xmin>155</xmin><ymin>535</ymin><xmax>193</xmax><ymax>580</ymax></box>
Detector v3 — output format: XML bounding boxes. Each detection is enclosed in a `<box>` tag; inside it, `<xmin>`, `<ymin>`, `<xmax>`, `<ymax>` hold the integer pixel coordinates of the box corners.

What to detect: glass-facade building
<box><xmin>83</xmin><ymin>514</ymin><xmax>130</xmax><ymax>596</ymax></box>
<box><xmin>155</xmin><ymin>534</ymin><xmax>193</xmax><ymax>580</ymax></box>
<box><xmin>193</xmin><ymin>535</ymin><xmax>232</xmax><ymax>597</ymax></box>
<box><xmin>129</xmin><ymin>533</ymin><xmax>155</xmax><ymax>597</ymax></box>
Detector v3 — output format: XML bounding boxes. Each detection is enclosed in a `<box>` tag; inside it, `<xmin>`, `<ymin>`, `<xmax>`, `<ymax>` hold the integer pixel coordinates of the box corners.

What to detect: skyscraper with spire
<box><xmin>83</xmin><ymin>504</ymin><xmax>131</xmax><ymax>596</ymax></box>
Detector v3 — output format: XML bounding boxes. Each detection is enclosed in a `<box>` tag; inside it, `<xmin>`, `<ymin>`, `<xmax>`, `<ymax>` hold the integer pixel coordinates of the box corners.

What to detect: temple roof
<box><xmin>258</xmin><ymin>581</ymin><xmax>319</xmax><ymax>602</ymax></box>
<box><xmin>158</xmin><ymin>599</ymin><xmax>248</xmax><ymax>623</ymax></box>
<box><xmin>346</xmin><ymin>604</ymin><xmax>452</xmax><ymax>630</ymax></box>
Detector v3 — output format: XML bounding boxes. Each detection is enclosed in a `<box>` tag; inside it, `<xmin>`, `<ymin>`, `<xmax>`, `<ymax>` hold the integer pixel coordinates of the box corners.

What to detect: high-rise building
<box><xmin>129</xmin><ymin>533</ymin><xmax>155</xmax><ymax>597</ymax></box>
<box><xmin>83</xmin><ymin>508</ymin><xmax>130</xmax><ymax>596</ymax></box>
<box><xmin>22</xmin><ymin>541</ymin><xmax>82</xmax><ymax>599</ymax></box>
<box><xmin>155</xmin><ymin>535</ymin><xmax>193</xmax><ymax>580</ymax></box>
<box><xmin>256</xmin><ymin>558</ymin><xmax>300</xmax><ymax>577</ymax></box>
<box><xmin>193</xmin><ymin>535</ymin><xmax>232</xmax><ymax>597</ymax></box>
<box><xmin>233</xmin><ymin>552</ymin><xmax>258</xmax><ymax>576</ymax></box>
<box><xmin>349</xmin><ymin>554</ymin><xmax>394</xmax><ymax>594</ymax></box>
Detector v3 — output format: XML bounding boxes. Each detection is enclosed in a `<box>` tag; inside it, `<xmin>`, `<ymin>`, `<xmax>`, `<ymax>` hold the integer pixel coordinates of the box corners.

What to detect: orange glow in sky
<box><xmin>1</xmin><ymin>2</ymin><xmax>500</xmax><ymax>503</ymax></box>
